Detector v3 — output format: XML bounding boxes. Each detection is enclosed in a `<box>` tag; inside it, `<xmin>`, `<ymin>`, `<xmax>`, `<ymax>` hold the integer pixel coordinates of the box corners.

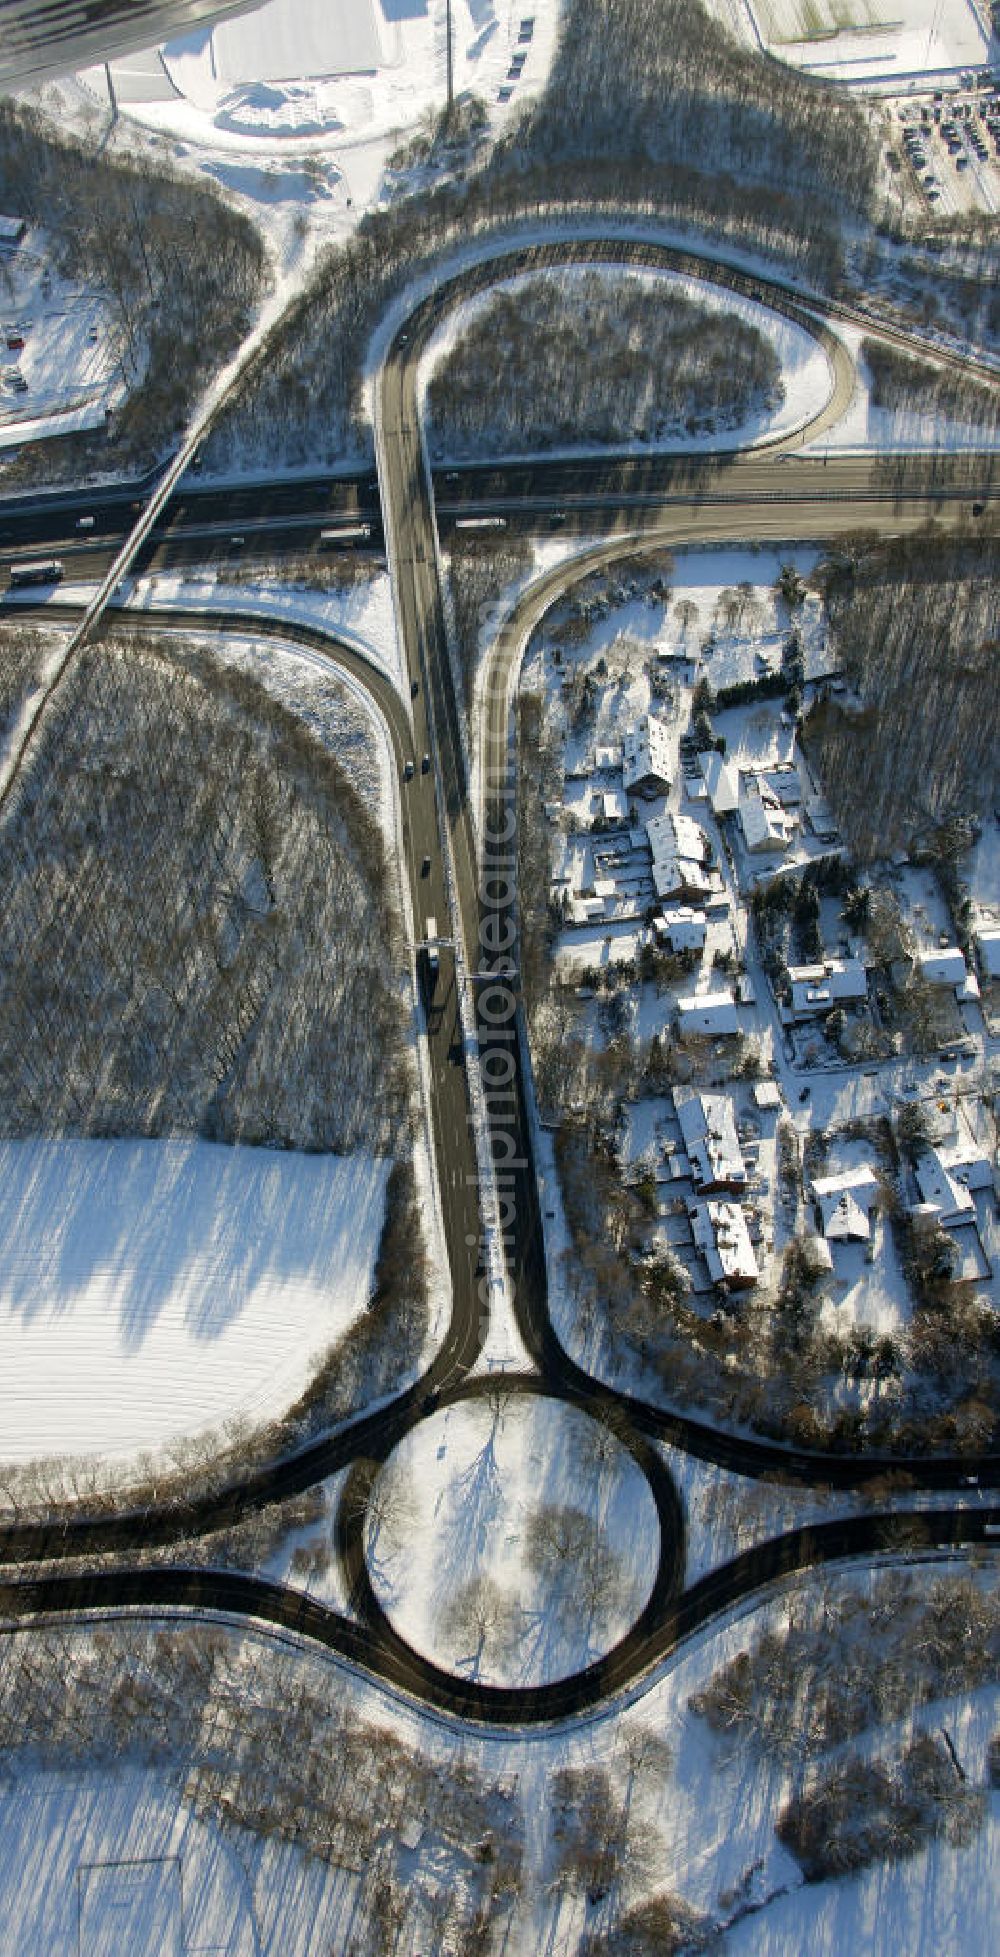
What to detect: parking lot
<box><xmin>890</xmin><ymin>79</ymin><xmax>1000</xmax><ymax>217</ymax></box>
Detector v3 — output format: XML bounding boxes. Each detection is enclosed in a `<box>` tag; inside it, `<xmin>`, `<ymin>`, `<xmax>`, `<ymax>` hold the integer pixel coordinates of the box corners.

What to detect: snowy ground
<box><xmin>420</xmin><ymin>266</ymin><xmax>834</xmax><ymax>461</ymax></box>
<box><xmin>366</xmin><ymin>1394</ymin><xmax>661</xmax><ymax>1686</ymax></box>
<box><xmin>2</xmin><ymin>1554</ymin><xmax>997</xmax><ymax>1953</ymax></box>
<box><xmin>126</xmin><ymin>562</ymin><xmax>406</xmax><ymax>699</ymax></box>
<box><xmin>0</xmin><ymin>232</ymin><xmax>124</xmax><ymax>452</ymax></box>
<box><xmin>0</xmin><ymin>1767</ymin><xmax>256</xmax><ymax>1956</ymax></box>
<box><xmin>0</xmin><ymin>1138</ymin><xmax>389</xmax><ymax>1463</ymax></box>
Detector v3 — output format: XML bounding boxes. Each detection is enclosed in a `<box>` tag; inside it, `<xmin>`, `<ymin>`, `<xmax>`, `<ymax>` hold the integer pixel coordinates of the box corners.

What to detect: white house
<box><xmin>690</xmin><ymin>1199</ymin><xmax>758</xmax><ymax>1290</ymax></box>
<box><xmin>677</xmin><ymin>990</ymin><xmax>739</xmax><ymax>1038</ymax></box>
<box><xmin>976</xmin><ymin>927</ymin><xmax>1000</xmax><ymax>981</ymax></box>
<box><xmin>918</xmin><ymin>947</ymin><xmax>969</xmax><ymax>989</ymax></box>
<box><xmin>787</xmin><ymin>958</ymin><xmax>868</xmax><ymax>1021</ymax></box>
<box><xmin>622</xmin><ymin>716</ymin><xmax>672</xmax><ymax>798</ymax></box>
<box><xmin>739</xmin><ymin>775</ymin><xmax>796</xmax><ymax>854</ymax></box>
<box><xmin>811</xmin><ymin>1166</ymin><xmax>881</xmax><ymax>1242</ymax></box>
<box><xmin>700</xmin><ymin>750</ymin><xmax>739</xmax><ymax>816</ymax></box>
<box><xmin>646</xmin><ymin>811</ymin><xmax>712</xmax><ymax>903</ymax></box>
<box><xmin>654</xmin><ymin>906</ymin><xmax>707</xmax><ymax>954</ymax></box>
<box><xmin>675</xmin><ymin>1091</ymin><xmax>747</xmax><ymax>1193</ymax></box>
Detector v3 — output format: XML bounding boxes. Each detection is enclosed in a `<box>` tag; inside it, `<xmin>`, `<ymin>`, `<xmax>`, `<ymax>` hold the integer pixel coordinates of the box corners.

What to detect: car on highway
<box><xmin>421</xmin><ymin>752</ymin><xmax>430</xmax><ymax>773</ymax></box>
<box><xmin>403</xmin><ymin>759</ymin><xmax>414</xmax><ymax>781</ymax></box>
<box><xmin>420</xmin><ymin>855</ymin><xmax>431</xmax><ymax>877</ymax></box>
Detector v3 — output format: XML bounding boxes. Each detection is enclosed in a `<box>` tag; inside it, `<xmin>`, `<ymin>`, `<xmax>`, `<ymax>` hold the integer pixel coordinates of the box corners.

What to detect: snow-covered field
<box><xmin>367</xmin><ymin>1394</ymin><xmax>661</xmax><ymax>1686</ymax></box>
<box><xmin>0</xmin><ymin>1138</ymin><xmax>389</xmax><ymax>1463</ymax></box>
<box><xmin>0</xmin><ymin>1767</ymin><xmax>255</xmax><ymax>1956</ymax></box>
<box><xmin>420</xmin><ymin>266</ymin><xmax>835</xmax><ymax>460</ymax></box>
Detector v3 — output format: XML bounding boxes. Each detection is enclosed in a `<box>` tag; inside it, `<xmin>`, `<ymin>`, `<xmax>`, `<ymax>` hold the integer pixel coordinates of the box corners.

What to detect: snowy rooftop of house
<box><xmin>753</xmin><ymin>1081</ymin><xmax>782</xmax><ymax>1111</ymax></box>
<box><xmin>675</xmin><ymin>1091</ymin><xmax>747</xmax><ymax>1190</ymax></box>
<box><xmin>977</xmin><ymin>927</ymin><xmax>1000</xmax><ymax>979</ymax></box>
<box><xmin>622</xmin><ymin>715</ymin><xmax>672</xmax><ymax>793</ymax></box>
<box><xmin>788</xmin><ymin>958</ymin><xmax>868</xmax><ymax>1016</ymax></box>
<box><xmin>738</xmin><ymin>775</ymin><xmax>795</xmax><ymax>852</ymax></box>
<box><xmin>918</xmin><ymin>947</ymin><xmax>968</xmax><ymax>987</ymax></box>
<box><xmin>914</xmin><ymin>1149</ymin><xmax>977</xmax><ymax>1225</ymax></box>
<box><xmin>676</xmin><ymin>990</ymin><xmax>739</xmax><ymax>1036</ymax></box>
<box><xmin>690</xmin><ymin>1199</ymin><xmax>758</xmax><ymax>1288</ymax></box>
<box><xmin>812</xmin><ymin>1166</ymin><xmax>880</xmax><ymax>1241</ymax></box>
<box><xmin>699</xmin><ymin>750</ymin><xmax>739</xmax><ymax>814</ymax></box>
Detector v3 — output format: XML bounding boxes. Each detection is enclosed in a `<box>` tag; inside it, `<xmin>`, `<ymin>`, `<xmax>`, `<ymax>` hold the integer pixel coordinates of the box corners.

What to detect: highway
<box><xmin>0</xmin><ymin>231</ymin><xmax>997</xmax><ymax>1726</ymax></box>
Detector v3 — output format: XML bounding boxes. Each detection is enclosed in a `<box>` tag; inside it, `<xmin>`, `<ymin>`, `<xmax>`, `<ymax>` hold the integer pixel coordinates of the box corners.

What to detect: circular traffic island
<box><xmin>365</xmin><ymin>1391</ymin><xmax>662</xmax><ymax>1689</ymax></box>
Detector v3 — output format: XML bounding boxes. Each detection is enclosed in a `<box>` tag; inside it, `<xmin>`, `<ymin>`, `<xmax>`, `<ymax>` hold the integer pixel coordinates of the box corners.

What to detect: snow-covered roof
<box><xmin>788</xmin><ymin>958</ymin><xmax>868</xmax><ymax>1018</ymax></box>
<box><xmin>918</xmin><ymin>947</ymin><xmax>968</xmax><ymax>987</ymax></box>
<box><xmin>622</xmin><ymin>715</ymin><xmax>672</xmax><ymax>794</ymax></box>
<box><xmin>699</xmin><ymin>750</ymin><xmax>739</xmax><ymax>814</ymax></box>
<box><xmin>753</xmin><ymin>1081</ymin><xmax>782</xmax><ymax>1111</ymax></box>
<box><xmin>654</xmin><ymin>906</ymin><xmax>707</xmax><ymax>948</ymax></box>
<box><xmin>677</xmin><ymin>990</ymin><xmax>739</xmax><ymax>1037</ymax></box>
<box><xmin>738</xmin><ymin>775</ymin><xmax>794</xmax><ymax>853</ymax></box>
<box><xmin>675</xmin><ymin>1091</ymin><xmax>747</xmax><ymax>1191</ymax></box>
<box><xmin>977</xmin><ymin>927</ymin><xmax>1000</xmax><ymax>980</ymax></box>
<box><xmin>812</xmin><ymin>1166</ymin><xmax>880</xmax><ymax>1241</ymax></box>
<box><xmin>690</xmin><ymin>1199</ymin><xmax>758</xmax><ymax>1289</ymax></box>
<box><xmin>914</xmin><ymin>1149</ymin><xmax>976</xmax><ymax>1226</ymax></box>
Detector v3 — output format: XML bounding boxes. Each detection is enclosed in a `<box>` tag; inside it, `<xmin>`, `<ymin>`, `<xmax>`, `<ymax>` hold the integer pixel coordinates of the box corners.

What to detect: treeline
<box><xmin>862</xmin><ymin>337</ymin><xmax>1000</xmax><ymax>437</ymax></box>
<box><xmin>803</xmin><ymin>530</ymin><xmax>999</xmax><ymax>856</ymax></box>
<box><xmin>0</xmin><ymin>100</ymin><xmax>267</xmax><ymax>484</ymax></box>
<box><xmin>0</xmin><ymin>627</ymin><xmax>407</xmax><ymax>1151</ymax></box>
<box><xmin>426</xmin><ymin>271</ymin><xmax>783</xmax><ymax>457</ymax></box>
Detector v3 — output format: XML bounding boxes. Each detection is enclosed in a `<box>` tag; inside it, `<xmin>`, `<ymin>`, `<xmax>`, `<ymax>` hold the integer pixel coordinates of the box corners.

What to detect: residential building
<box><xmin>976</xmin><ymin>926</ymin><xmax>1000</xmax><ymax>981</ymax></box>
<box><xmin>811</xmin><ymin>1166</ymin><xmax>881</xmax><ymax>1242</ymax></box>
<box><xmin>676</xmin><ymin>990</ymin><xmax>739</xmax><ymax>1038</ymax></box>
<box><xmin>622</xmin><ymin>716</ymin><xmax>672</xmax><ymax>798</ymax></box>
<box><xmin>690</xmin><ymin>1199</ymin><xmax>758</xmax><ymax>1290</ymax></box>
<box><xmin>787</xmin><ymin>958</ymin><xmax>868</xmax><ymax>1021</ymax></box>
<box><xmin>646</xmin><ymin>811</ymin><xmax>713</xmax><ymax>902</ymax></box>
<box><xmin>653</xmin><ymin>907</ymin><xmax>707</xmax><ymax>954</ymax></box>
<box><xmin>918</xmin><ymin>947</ymin><xmax>969</xmax><ymax>989</ymax></box>
<box><xmin>675</xmin><ymin>1091</ymin><xmax>747</xmax><ymax>1192</ymax></box>
<box><xmin>739</xmin><ymin>774</ymin><xmax>796</xmax><ymax>854</ymax></box>
<box><xmin>700</xmin><ymin>750</ymin><xmax>739</xmax><ymax>816</ymax></box>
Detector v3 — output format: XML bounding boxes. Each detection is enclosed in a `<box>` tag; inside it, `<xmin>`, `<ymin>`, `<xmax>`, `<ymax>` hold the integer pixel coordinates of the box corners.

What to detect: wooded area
<box><xmin>427</xmin><ymin>272</ymin><xmax>783</xmax><ymax>458</ymax></box>
<box><xmin>0</xmin><ymin>626</ymin><xmax>407</xmax><ymax>1151</ymax></box>
<box><xmin>804</xmin><ymin>531</ymin><xmax>999</xmax><ymax>857</ymax></box>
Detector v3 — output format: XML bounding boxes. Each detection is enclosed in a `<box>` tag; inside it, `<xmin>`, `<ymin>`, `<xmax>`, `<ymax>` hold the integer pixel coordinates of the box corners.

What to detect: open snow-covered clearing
<box><xmin>0</xmin><ymin>1767</ymin><xmax>256</xmax><ymax>1956</ymax></box>
<box><xmin>367</xmin><ymin>1394</ymin><xmax>661</xmax><ymax>1686</ymax></box>
<box><xmin>0</xmin><ymin>1138</ymin><xmax>389</xmax><ymax>1463</ymax></box>
<box><xmin>420</xmin><ymin>265</ymin><xmax>833</xmax><ymax>460</ymax></box>
<box><xmin>127</xmin><ymin>562</ymin><xmax>406</xmax><ymax>698</ymax></box>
